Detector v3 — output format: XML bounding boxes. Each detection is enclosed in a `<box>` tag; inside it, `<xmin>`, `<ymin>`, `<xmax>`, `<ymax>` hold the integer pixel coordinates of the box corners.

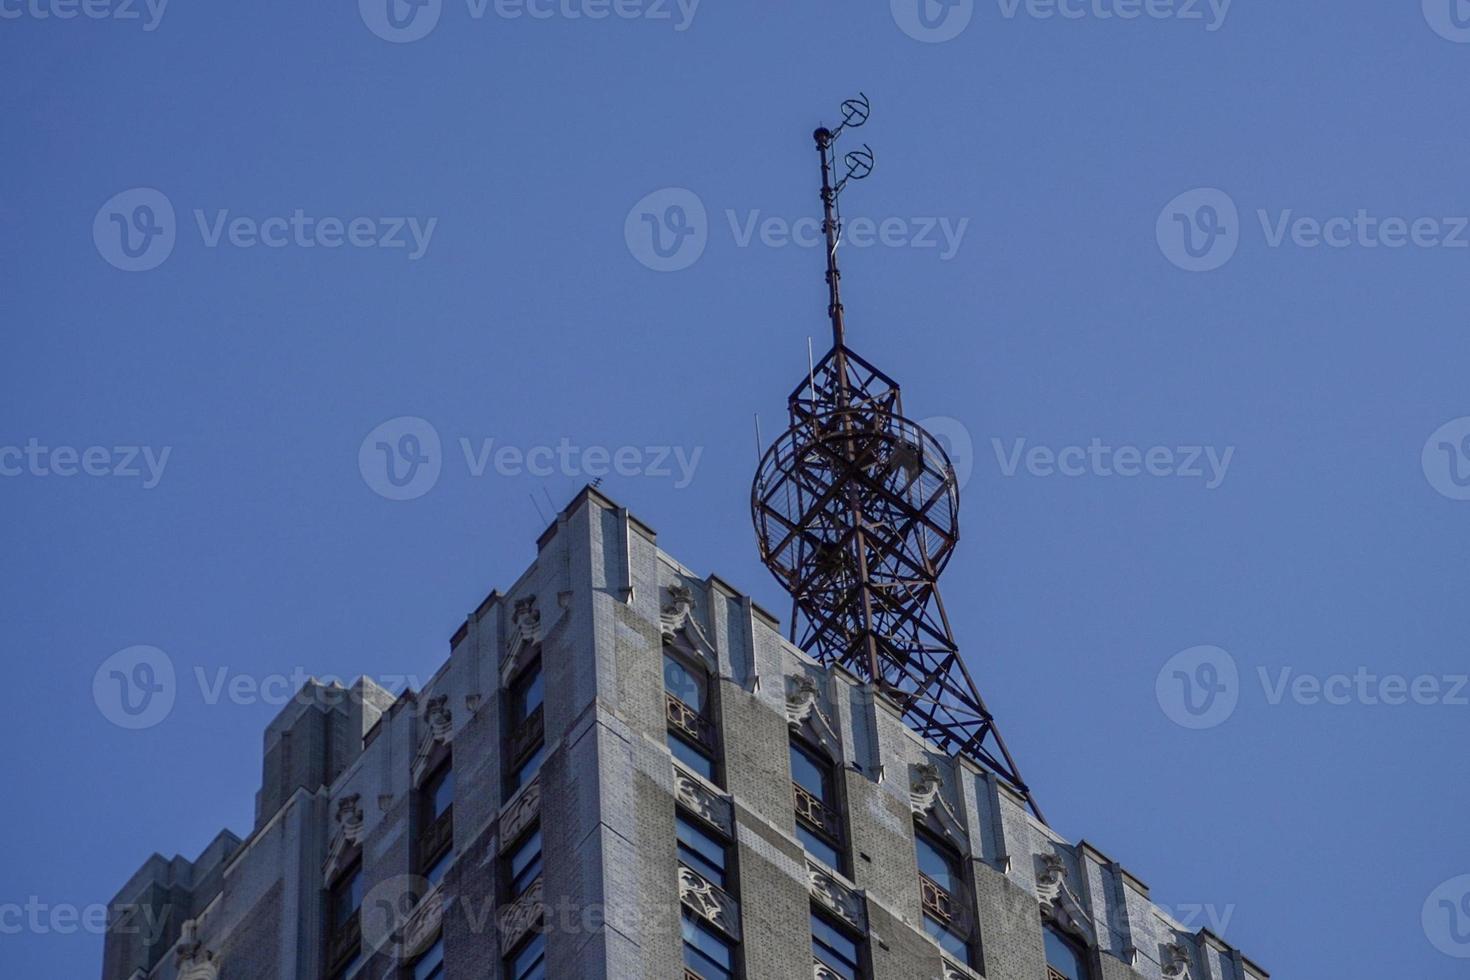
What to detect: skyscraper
<box><xmin>102</xmin><ymin>486</ymin><xmax>1265</xmax><ymax>980</ymax></box>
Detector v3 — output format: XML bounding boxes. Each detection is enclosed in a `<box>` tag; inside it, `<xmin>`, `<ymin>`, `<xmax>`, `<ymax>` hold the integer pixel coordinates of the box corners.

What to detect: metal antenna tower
<box><xmin>752</xmin><ymin>95</ymin><xmax>1045</xmax><ymax>822</ymax></box>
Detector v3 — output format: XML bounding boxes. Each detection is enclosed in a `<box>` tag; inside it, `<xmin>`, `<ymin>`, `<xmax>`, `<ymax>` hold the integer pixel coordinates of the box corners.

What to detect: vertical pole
<box><xmin>815</xmin><ymin>126</ymin><xmax>883</xmax><ymax>691</ymax></box>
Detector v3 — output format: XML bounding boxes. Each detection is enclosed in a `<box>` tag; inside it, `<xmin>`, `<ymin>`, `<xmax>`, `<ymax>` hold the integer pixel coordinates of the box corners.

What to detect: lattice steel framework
<box><xmin>752</xmin><ymin>97</ymin><xmax>1044</xmax><ymax>822</ymax></box>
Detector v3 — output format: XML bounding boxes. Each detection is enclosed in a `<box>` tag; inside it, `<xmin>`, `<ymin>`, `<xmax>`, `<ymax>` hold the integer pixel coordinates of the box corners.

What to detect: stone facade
<box><xmin>102</xmin><ymin>487</ymin><xmax>1267</xmax><ymax>980</ymax></box>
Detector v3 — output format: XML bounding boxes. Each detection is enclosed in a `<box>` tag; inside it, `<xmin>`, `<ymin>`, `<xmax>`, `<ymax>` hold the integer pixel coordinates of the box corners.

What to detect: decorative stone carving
<box><xmin>1162</xmin><ymin>942</ymin><xmax>1193</xmax><ymax>979</ymax></box>
<box><xmin>679</xmin><ymin>865</ymin><xmax>742</xmax><ymax>940</ymax></box>
<box><xmin>324</xmin><ymin>793</ymin><xmax>365</xmax><ymax>881</ymax></box>
<box><xmin>673</xmin><ymin>767</ymin><xmax>733</xmax><ymax>837</ymax></box>
<box><xmin>814</xmin><ymin>962</ymin><xmax>843</xmax><ymax>980</ymax></box>
<box><xmin>1036</xmin><ymin>852</ymin><xmax>1094</xmax><ymax>944</ymax></box>
<box><xmin>399</xmin><ymin>882</ymin><xmax>444</xmax><ymax>962</ymax></box>
<box><xmin>942</xmin><ymin>959</ymin><xmax>973</xmax><ymax>980</ymax></box>
<box><xmin>410</xmin><ymin>694</ymin><xmax>453</xmax><ymax>788</ymax></box>
<box><xmin>662</xmin><ymin>583</ymin><xmax>696</xmax><ymax>634</ymax></box>
<box><xmin>497</xmin><ymin>876</ymin><xmax>545</xmax><ymax>953</ymax></box>
<box><xmin>662</xmin><ymin>583</ymin><xmax>718</xmax><ymax>669</ymax></box>
<box><xmin>807</xmin><ymin>860</ymin><xmax>866</xmax><ymax>931</ymax></box>
<box><xmin>909</xmin><ymin>763</ymin><xmax>968</xmax><ymax>841</ymax></box>
<box><xmin>498</xmin><ymin>777</ymin><xmax>542</xmax><ymax>854</ymax></box>
<box><xmin>786</xmin><ymin>675</ymin><xmax>841</xmax><ymax>755</ymax></box>
<box><xmin>502</xmin><ymin>595</ymin><xmax>543</xmax><ymax>684</ymax></box>
<box><xmin>175</xmin><ymin>920</ymin><xmax>218</xmax><ymax>980</ymax></box>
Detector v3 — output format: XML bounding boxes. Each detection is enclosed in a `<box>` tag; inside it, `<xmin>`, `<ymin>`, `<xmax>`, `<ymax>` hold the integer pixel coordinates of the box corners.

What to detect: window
<box><xmin>506</xmin><ymin>931</ymin><xmax>546</xmax><ymax>980</ymax></box>
<box><xmin>669</xmin><ymin>734</ymin><xmax>715</xmax><ymax>780</ymax></box>
<box><xmin>915</xmin><ymin>828</ymin><xmax>973</xmax><ymax>965</ymax></box>
<box><xmin>811</xmin><ymin>911</ymin><xmax>863</xmax><ymax>979</ymax></box>
<box><xmin>325</xmin><ymin>860</ymin><xmax>363</xmax><ymax>978</ymax></box>
<box><xmin>507</xmin><ymin>660</ymin><xmax>546</xmax><ymax>792</ymax></box>
<box><xmin>664</xmin><ymin>647</ymin><xmax>717</xmax><ymax>780</ymax></box>
<box><xmin>915</xmin><ymin>831</ymin><xmax>959</xmax><ymax>893</ymax></box>
<box><xmin>507</xmin><ymin>826</ymin><xmax>544</xmax><ymax>900</ymax></box>
<box><xmin>790</xmin><ymin>740</ymin><xmax>844</xmax><ymax>872</ymax></box>
<box><xmin>1045</xmin><ymin>925</ymin><xmax>1088</xmax><ymax>980</ymax></box>
<box><xmin>682</xmin><ymin>912</ymin><xmax>734</xmax><ymax>980</ymax></box>
<box><xmin>328</xmin><ymin>860</ymin><xmax>363</xmax><ymax>930</ymax></box>
<box><xmin>512</xmin><ymin>660</ymin><xmax>545</xmax><ymax>720</ymax></box>
<box><xmin>664</xmin><ymin>649</ymin><xmax>707</xmax><ymax>711</ymax></box>
<box><xmin>676</xmin><ymin>814</ymin><xmax>728</xmax><ymax>888</ymax></box>
<box><xmin>411</xmin><ymin>936</ymin><xmax>443</xmax><ymax>980</ymax></box>
<box><xmin>426</xmin><ymin>764</ymin><xmax>454</xmax><ymax>821</ymax></box>
<box><xmin>419</xmin><ymin>757</ymin><xmax>454</xmax><ymax>886</ymax></box>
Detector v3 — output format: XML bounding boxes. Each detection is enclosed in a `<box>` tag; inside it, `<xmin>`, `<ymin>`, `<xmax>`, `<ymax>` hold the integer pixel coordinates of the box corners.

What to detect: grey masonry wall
<box><xmin>102</xmin><ymin>486</ymin><xmax>1267</xmax><ymax>980</ymax></box>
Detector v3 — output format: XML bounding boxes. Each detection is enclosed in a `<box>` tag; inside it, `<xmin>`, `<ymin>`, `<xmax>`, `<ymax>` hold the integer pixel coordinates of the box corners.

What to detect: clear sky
<box><xmin>4</xmin><ymin>1</ymin><xmax>1470</xmax><ymax>977</ymax></box>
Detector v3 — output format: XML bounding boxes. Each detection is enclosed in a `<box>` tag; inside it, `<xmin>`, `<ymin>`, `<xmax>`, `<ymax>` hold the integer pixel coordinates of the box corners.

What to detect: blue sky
<box><xmin>4</xmin><ymin>1</ymin><xmax>1470</xmax><ymax>977</ymax></box>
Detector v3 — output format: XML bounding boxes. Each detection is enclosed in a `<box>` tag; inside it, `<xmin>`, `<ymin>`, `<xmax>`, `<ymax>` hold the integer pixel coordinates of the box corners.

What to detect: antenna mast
<box><xmin>752</xmin><ymin>95</ymin><xmax>1044</xmax><ymax>823</ymax></box>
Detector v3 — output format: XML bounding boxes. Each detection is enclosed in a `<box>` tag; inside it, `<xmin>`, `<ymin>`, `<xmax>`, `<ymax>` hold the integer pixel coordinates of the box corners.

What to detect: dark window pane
<box><xmin>510</xmin><ymin>932</ymin><xmax>546</xmax><ymax>980</ymax></box>
<box><xmin>676</xmin><ymin>815</ymin><xmax>727</xmax><ymax>888</ymax></box>
<box><xmin>412</xmin><ymin>938</ymin><xmax>443</xmax><ymax>980</ymax></box>
<box><xmin>427</xmin><ymin>765</ymin><xmax>454</xmax><ymax>820</ymax></box>
<box><xmin>1045</xmin><ymin>926</ymin><xmax>1087</xmax><ymax>980</ymax></box>
<box><xmin>668</xmin><ymin>732</ymin><xmax>715</xmax><ymax>780</ymax></box>
<box><xmin>330</xmin><ymin>864</ymin><xmax>362</xmax><ymax>927</ymax></box>
<box><xmin>682</xmin><ymin>913</ymin><xmax>734</xmax><ymax>979</ymax></box>
<box><xmin>790</xmin><ymin>742</ymin><xmax>830</xmax><ymax>801</ymax></box>
<box><xmin>915</xmin><ymin>832</ymin><xmax>958</xmax><ymax>893</ymax></box>
<box><xmin>512</xmin><ymin>662</ymin><xmax>544</xmax><ymax>723</ymax></box>
<box><xmin>513</xmin><ymin>743</ymin><xmax>546</xmax><ymax>790</ymax></box>
<box><xmin>812</xmin><ymin>912</ymin><xmax>861</xmax><ymax>978</ymax></box>
<box><xmin>510</xmin><ymin>828</ymin><xmax>544</xmax><ymax>897</ymax></box>
<box><xmin>796</xmin><ymin>824</ymin><xmax>842</xmax><ymax>871</ymax></box>
<box><xmin>423</xmin><ymin>849</ymin><xmax>449</xmax><ymax>887</ymax></box>
<box><xmin>663</xmin><ymin>651</ymin><xmax>706</xmax><ymax>712</ymax></box>
<box><xmin>925</xmin><ymin>914</ymin><xmax>970</xmax><ymax>963</ymax></box>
